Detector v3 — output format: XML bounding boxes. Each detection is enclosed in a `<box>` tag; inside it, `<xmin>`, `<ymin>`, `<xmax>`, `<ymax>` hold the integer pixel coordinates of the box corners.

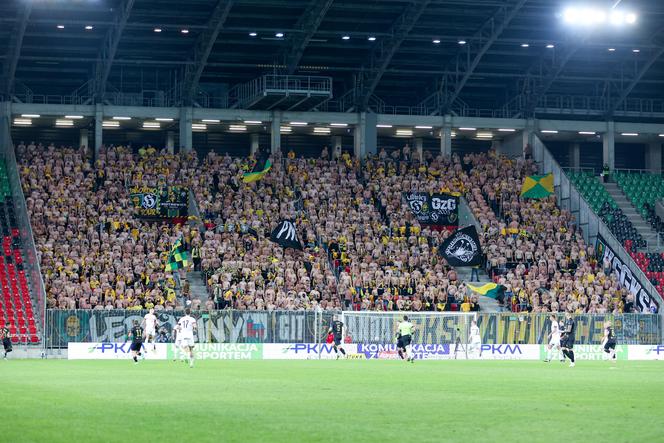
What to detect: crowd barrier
<box><xmin>68</xmin><ymin>342</ymin><xmax>664</xmax><ymax>361</ymax></box>
<box><xmin>46</xmin><ymin>310</ymin><xmax>663</xmax><ymax>349</ymax></box>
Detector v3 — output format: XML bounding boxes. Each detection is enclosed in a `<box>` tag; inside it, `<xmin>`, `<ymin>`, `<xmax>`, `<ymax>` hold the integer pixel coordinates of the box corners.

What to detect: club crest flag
<box><xmin>520</xmin><ymin>173</ymin><xmax>554</xmax><ymax>199</ymax></box>
<box><xmin>270</xmin><ymin>220</ymin><xmax>303</xmax><ymax>250</ymax></box>
<box><xmin>438</xmin><ymin>225</ymin><xmax>483</xmax><ymax>266</ymax></box>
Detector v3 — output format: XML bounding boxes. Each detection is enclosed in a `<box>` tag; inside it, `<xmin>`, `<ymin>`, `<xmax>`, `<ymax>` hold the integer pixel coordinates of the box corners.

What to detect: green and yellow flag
<box><xmin>165</xmin><ymin>237</ymin><xmax>191</xmax><ymax>271</ymax></box>
<box><xmin>520</xmin><ymin>173</ymin><xmax>553</xmax><ymax>198</ymax></box>
<box><xmin>467</xmin><ymin>283</ymin><xmax>506</xmax><ymax>299</ymax></box>
<box><xmin>242</xmin><ymin>157</ymin><xmax>272</xmax><ymax>183</ymax></box>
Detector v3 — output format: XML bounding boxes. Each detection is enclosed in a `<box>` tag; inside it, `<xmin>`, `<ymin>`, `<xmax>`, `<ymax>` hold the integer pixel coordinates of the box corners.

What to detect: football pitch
<box><xmin>1</xmin><ymin>359</ymin><xmax>662</xmax><ymax>443</ymax></box>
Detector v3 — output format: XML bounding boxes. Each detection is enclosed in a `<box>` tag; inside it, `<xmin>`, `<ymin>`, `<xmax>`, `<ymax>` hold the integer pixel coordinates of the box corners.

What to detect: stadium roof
<box><xmin>2</xmin><ymin>0</ymin><xmax>664</xmax><ymax>118</ymax></box>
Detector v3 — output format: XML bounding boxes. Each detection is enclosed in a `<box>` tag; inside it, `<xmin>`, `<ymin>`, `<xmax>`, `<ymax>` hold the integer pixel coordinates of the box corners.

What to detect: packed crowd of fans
<box><xmin>17</xmin><ymin>140</ymin><xmax>638</xmax><ymax>314</ymax></box>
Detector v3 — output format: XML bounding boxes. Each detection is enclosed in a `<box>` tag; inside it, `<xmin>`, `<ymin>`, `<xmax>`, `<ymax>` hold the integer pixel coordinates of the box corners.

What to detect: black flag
<box><xmin>270</xmin><ymin>220</ymin><xmax>303</xmax><ymax>250</ymax></box>
<box><xmin>438</xmin><ymin>225</ymin><xmax>483</xmax><ymax>266</ymax></box>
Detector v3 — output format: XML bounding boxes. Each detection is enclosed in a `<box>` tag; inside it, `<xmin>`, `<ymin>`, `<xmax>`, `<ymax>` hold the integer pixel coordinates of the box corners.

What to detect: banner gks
<box><xmin>595</xmin><ymin>234</ymin><xmax>660</xmax><ymax>313</ymax></box>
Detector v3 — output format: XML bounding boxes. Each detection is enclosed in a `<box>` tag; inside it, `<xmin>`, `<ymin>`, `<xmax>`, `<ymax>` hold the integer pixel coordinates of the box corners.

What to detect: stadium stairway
<box><xmin>602</xmin><ymin>181</ymin><xmax>660</xmax><ymax>250</ymax></box>
<box><xmin>186</xmin><ymin>271</ymin><xmax>209</xmax><ymax>305</ymax></box>
<box><xmin>455</xmin><ymin>267</ymin><xmax>504</xmax><ymax>312</ymax></box>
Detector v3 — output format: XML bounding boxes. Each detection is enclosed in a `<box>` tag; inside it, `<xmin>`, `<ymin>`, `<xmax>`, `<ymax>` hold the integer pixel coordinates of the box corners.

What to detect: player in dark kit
<box><xmin>560</xmin><ymin>311</ymin><xmax>576</xmax><ymax>367</ymax></box>
<box><xmin>328</xmin><ymin>316</ymin><xmax>346</xmax><ymax>359</ymax></box>
<box><xmin>1</xmin><ymin>326</ymin><xmax>12</xmax><ymax>360</ymax></box>
<box><xmin>602</xmin><ymin>321</ymin><xmax>617</xmax><ymax>361</ymax></box>
<box><xmin>128</xmin><ymin>320</ymin><xmax>144</xmax><ymax>364</ymax></box>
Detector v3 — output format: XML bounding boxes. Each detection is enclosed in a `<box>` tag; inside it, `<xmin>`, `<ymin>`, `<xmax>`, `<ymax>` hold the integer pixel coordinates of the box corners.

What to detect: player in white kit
<box><xmin>468</xmin><ymin>319</ymin><xmax>482</xmax><ymax>358</ymax></box>
<box><xmin>142</xmin><ymin>308</ymin><xmax>159</xmax><ymax>354</ymax></box>
<box><xmin>544</xmin><ymin>313</ymin><xmax>563</xmax><ymax>362</ymax></box>
<box><xmin>177</xmin><ymin>308</ymin><xmax>197</xmax><ymax>368</ymax></box>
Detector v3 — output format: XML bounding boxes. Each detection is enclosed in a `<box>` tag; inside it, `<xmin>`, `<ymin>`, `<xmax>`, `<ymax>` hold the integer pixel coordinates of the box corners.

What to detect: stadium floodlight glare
<box><xmin>521</xmin><ymin>43</ymin><xmax>529</xmax><ymax>48</ymax></box>
<box><xmin>55</xmin><ymin>120</ymin><xmax>74</xmax><ymax>127</ymax></box>
<box><xmin>85</xmin><ymin>25</ymin><xmax>93</xmax><ymax>30</ymax></box>
<box><xmin>112</xmin><ymin>116</ymin><xmax>131</xmax><ymax>120</ymax></box>
<box><xmin>396</xmin><ymin>129</ymin><xmax>413</xmax><ymax>136</ymax></box>
<box><xmin>191</xmin><ymin>124</ymin><xmax>207</xmax><ymax>130</ymax></box>
<box><xmin>229</xmin><ymin>125</ymin><xmax>247</xmax><ymax>131</ymax></box>
<box><xmin>541</xmin><ymin>130</ymin><xmax>558</xmax><ymax>134</ymax></box>
<box><xmin>181</xmin><ymin>29</ymin><xmax>189</xmax><ymax>34</ymax></box>
<box><xmin>376</xmin><ymin>124</ymin><xmax>392</xmax><ymax>128</ymax></box>
<box><xmin>450</xmin><ymin>131</ymin><xmax>456</xmax><ymax>137</ymax></box>
<box><xmin>202</xmin><ymin>119</ymin><xmax>220</xmax><ymax>123</ymax></box>
<box><xmin>433</xmin><ymin>39</ymin><xmax>441</xmax><ymax>44</ymax></box>
<box><xmin>102</xmin><ymin>121</ymin><xmax>120</xmax><ymax>128</ymax></box>
<box><xmin>280</xmin><ymin>126</ymin><xmax>292</xmax><ymax>133</ymax></box>
<box><xmin>244</xmin><ymin>120</ymin><xmax>262</xmax><ymax>125</ymax></box>
<box><xmin>579</xmin><ymin>131</ymin><xmax>596</xmax><ymax>135</ymax></box>
<box><xmin>476</xmin><ymin>132</ymin><xmax>493</xmax><ymax>138</ymax></box>
<box><xmin>458</xmin><ymin>40</ymin><xmax>466</xmax><ymax>45</ymax></box>
<box><xmin>342</xmin><ymin>35</ymin><xmax>350</xmax><ymax>40</ymax></box>
<box><xmin>415</xmin><ymin>126</ymin><xmax>433</xmax><ymax>129</ymax></box>
<box><xmin>290</xmin><ymin>121</ymin><xmax>308</xmax><ymax>126</ymax></box>
<box><xmin>621</xmin><ymin>133</ymin><xmax>638</xmax><ymax>136</ymax></box>
<box><xmin>563</xmin><ymin>6</ymin><xmax>636</xmax><ymax>27</ymax></box>
<box><xmin>330</xmin><ymin>123</ymin><xmax>348</xmax><ymax>127</ymax></box>
<box><xmin>275</xmin><ymin>32</ymin><xmax>284</xmax><ymax>38</ymax></box>
<box><xmin>458</xmin><ymin>127</ymin><xmax>476</xmax><ymax>131</ymax></box>
<box><xmin>659</xmin><ymin>134</ymin><xmax>664</xmax><ymax>137</ymax></box>
<box><xmin>57</xmin><ymin>25</ymin><xmax>65</xmax><ymax>29</ymax></box>
<box><xmin>498</xmin><ymin>128</ymin><xmax>516</xmax><ymax>132</ymax></box>
<box><xmin>546</xmin><ymin>44</ymin><xmax>555</xmax><ymax>49</ymax></box>
<box><xmin>154</xmin><ymin>28</ymin><xmax>162</xmax><ymax>33</ymax></box>
<box><xmin>21</xmin><ymin>114</ymin><xmax>40</xmax><ymax>118</ymax></box>
<box><xmin>155</xmin><ymin>118</ymin><xmax>174</xmax><ymax>122</ymax></box>
<box><xmin>632</xmin><ymin>49</ymin><xmax>640</xmax><ymax>53</ymax></box>
<box><xmin>65</xmin><ymin>115</ymin><xmax>84</xmax><ymax>119</ymax></box>
<box><xmin>249</xmin><ymin>32</ymin><xmax>257</xmax><ymax>37</ymax></box>
<box><xmin>313</xmin><ymin>127</ymin><xmax>331</xmax><ymax>134</ymax></box>
<box><xmin>608</xmin><ymin>48</ymin><xmax>616</xmax><ymax>52</ymax></box>
<box><xmin>13</xmin><ymin>119</ymin><xmax>32</xmax><ymax>126</ymax></box>
<box><xmin>368</xmin><ymin>36</ymin><xmax>377</xmax><ymax>41</ymax></box>
<box><xmin>142</xmin><ymin>122</ymin><xmax>161</xmax><ymax>129</ymax></box>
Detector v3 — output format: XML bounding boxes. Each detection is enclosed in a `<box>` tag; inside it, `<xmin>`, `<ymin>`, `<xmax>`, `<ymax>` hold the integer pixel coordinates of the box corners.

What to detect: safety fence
<box><xmin>45</xmin><ymin>310</ymin><xmax>661</xmax><ymax>349</ymax></box>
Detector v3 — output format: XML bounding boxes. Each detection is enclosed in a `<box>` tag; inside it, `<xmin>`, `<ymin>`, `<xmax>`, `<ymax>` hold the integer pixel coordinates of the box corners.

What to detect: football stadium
<box><xmin>1</xmin><ymin>0</ymin><xmax>664</xmax><ymax>441</ymax></box>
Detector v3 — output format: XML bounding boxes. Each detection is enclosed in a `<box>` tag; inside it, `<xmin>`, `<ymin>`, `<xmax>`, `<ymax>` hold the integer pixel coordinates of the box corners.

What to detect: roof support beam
<box><xmin>283</xmin><ymin>0</ymin><xmax>335</xmax><ymax>74</ymax></box>
<box><xmin>94</xmin><ymin>0</ymin><xmax>135</xmax><ymax>101</ymax></box>
<box><xmin>181</xmin><ymin>0</ymin><xmax>234</xmax><ymax>106</ymax></box>
<box><xmin>421</xmin><ymin>0</ymin><xmax>526</xmax><ymax>115</ymax></box>
<box><xmin>607</xmin><ymin>47</ymin><xmax>664</xmax><ymax>116</ymax></box>
<box><xmin>356</xmin><ymin>0</ymin><xmax>432</xmax><ymax>110</ymax></box>
<box><xmin>2</xmin><ymin>3</ymin><xmax>32</xmax><ymax>95</ymax></box>
<box><xmin>440</xmin><ymin>0</ymin><xmax>526</xmax><ymax>113</ymax></box>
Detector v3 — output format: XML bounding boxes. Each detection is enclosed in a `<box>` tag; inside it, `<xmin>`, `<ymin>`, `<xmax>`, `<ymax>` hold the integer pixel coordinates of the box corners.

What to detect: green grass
<box><xmin>1</xmin><ymin>360</ymin><xmax>663</xmax><ymax>443</ymax></box>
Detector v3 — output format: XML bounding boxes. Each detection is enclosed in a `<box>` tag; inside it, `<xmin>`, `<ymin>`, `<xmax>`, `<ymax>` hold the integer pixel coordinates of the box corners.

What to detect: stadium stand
<box><xmin>0</xmin><ymin>160</ymin><xmax>39</xmax><ymax>343</ymax></box>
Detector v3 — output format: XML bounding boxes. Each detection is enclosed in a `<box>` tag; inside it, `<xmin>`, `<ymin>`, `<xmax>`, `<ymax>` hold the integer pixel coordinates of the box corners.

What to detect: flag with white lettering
<box><xmin>270</xmin><ymin>220</ymin><xmax>303</xmax><ymax>250</ymax></box>
<box><xmin>438</xmin><ymin>225</ymin><xmax>483</xmax><ymax>266</ymax></box>
<box><xmin>403</xmin><ymin>192</ymin><xmax>459</xmax><ymax>225</ymax></box>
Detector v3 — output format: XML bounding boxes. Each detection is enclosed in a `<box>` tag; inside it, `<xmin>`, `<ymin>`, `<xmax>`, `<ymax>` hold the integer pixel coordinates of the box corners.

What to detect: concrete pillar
<box><xmin>166</xmin><ymin>131</ymin><xmax>175</xmax><ymax>154</ymax></box>
<box><xmin>353</xmin><ymin>112</ymin><xmax>377</xmax><ymax>159</ymax></box>
<box><xmin>79</xmin><ymin>129</ymin><xmax>89</xmax><ymax>151</ymax></box>
<box><xmin>0</xmin><ymin>102</ymin><xmax>9</xmax><ymax>155</ymax></box>
<box><xmin>523</xmin><ymin>118</ymin><xmax>535</xmax><ymax>158</ymax></box>
<box><xmin>602</xmin><ymin>121</ymin><xmax>615</xmax><ymax>170</ymax></box>
<box><xmin>332</xmin><ymin>136</ymin><xmax>342</xmax><ymax>151</ymax></box>
<box><xmin>440</xmin><ymin>116</ymin><xmax>452</xmax><ymax>157</ymax></box>
<box><xmin>94</xmin><ymin>103</ymin><xmax>103</xmax><ymax>159</ymax></box>
<box><xmin>414</xmin><ymin>138</ymin><xmax>423</xmax><ymax>162</ymax></box>
<box><xmin>250</xmin><ymin>133</ymin><xmax>260</xmax><ymax>156</ymax></box>
<box><xmin>179</xmin><ymin>107</ymin><xmax>193</xmax><ymax>152</ymax></box>
<box><xmin>646</xmin><ymin>142</ymin><xmax>662</xmax><ymax>173</ymax></box>
<box><xmin>491</xmin><ymin>139</ymin><xmax>502</xmax><ymax>152</ymax></box>
<box><xmin>270</xmin><ymin>111</ymin><xmax>281</xmax><ymax>155</ymax></box>
<box><xmin>569</xmin><ymin>143</ymin><xmax>581</xmax><ymax>169</ymax></box>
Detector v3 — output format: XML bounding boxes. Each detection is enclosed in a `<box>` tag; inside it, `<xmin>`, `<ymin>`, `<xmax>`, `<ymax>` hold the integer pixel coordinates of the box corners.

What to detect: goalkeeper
<box><xmin>396</xmin><ymin>315</ymin><xmax>415</xmax><ymax>363</ymax></box>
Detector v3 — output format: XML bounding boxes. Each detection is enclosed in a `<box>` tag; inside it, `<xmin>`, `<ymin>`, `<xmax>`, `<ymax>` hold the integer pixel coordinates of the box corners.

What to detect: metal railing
<box><xmin>229</xmin><ymin>75</ymin><xmax>333</xmax><ymax>109</ymax></box>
